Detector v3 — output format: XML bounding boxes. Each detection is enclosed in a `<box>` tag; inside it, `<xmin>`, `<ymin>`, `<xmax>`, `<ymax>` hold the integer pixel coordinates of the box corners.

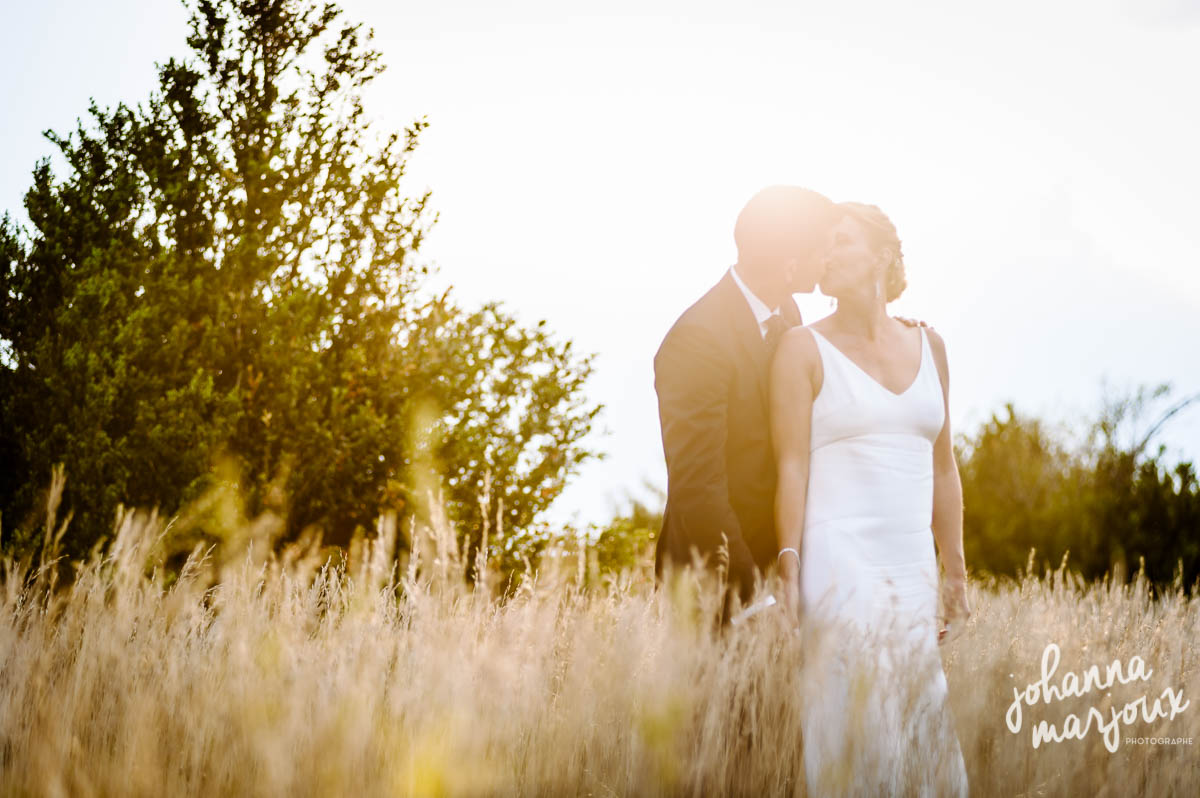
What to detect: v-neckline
<box><xmin>809</xmin><ymin>327</ymin><xmax>926</xmax><ymax>398</ymax></box>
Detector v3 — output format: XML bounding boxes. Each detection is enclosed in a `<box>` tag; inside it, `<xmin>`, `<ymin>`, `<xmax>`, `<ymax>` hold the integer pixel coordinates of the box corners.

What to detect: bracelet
<box><xmin>777</xmin><ymin>547</ymin><xmax>800</xmax><ymax>564</ymax></box>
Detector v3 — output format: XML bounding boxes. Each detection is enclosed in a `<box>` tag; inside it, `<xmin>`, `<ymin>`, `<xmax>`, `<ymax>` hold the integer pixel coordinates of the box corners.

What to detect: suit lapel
<box><xmin>716</xmin><ymin>272</ymin><xmax>773</xmax><ymax>406</ymax></box>
<box><xmin>719</xmin><ymin>273</ymin><xmax>807</xmax><ymax>404</ymax></box>
<box><xmin>756</xmin><ymin>296</ymin><xmax>802</xmax><ymax>400</ymax></box>
<box><xmin>718</xmin><ymin>270</ymin><xmax>766</xmax><ymax>357</ymax></box>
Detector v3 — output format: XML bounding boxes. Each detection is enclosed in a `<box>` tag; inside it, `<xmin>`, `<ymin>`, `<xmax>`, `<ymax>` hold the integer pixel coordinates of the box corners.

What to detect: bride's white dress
<box><xmin>796</xmin><ymin>326</ymin><xmax>968</xmax><ymax>797</ymax></box>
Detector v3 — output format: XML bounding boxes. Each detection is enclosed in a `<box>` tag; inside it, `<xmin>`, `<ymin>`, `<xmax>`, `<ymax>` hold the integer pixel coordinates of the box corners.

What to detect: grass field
<box><xmin>1</xmin><ymin>502</ymin><xmax>1197</xmax><ymax>797</ymax></box>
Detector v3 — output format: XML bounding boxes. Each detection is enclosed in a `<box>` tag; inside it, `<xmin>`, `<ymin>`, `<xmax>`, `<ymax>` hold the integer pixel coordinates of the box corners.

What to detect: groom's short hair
<box><xmin>734</xmin><ymin>185</ymin><xmax>834</xmax><ymax>261</ymax></box>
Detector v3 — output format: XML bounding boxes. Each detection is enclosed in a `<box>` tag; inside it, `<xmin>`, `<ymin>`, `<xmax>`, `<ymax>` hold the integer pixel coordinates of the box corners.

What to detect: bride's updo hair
<box><xmin>838</xmin><ymin>202</ymin><xmax>907</xmax><ymax>302</ymax></box>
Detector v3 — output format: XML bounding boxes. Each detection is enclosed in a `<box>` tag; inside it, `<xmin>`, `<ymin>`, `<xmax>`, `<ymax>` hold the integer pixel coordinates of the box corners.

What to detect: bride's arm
<box><xmin>927</xmin><ymin>330</ymin><xmax>971</xmax><ymax>629</ymax></box>
<box><xmin>770</xmin><ymin>328</ymin><xmax>821</xmax><ymax>620</ymax></box>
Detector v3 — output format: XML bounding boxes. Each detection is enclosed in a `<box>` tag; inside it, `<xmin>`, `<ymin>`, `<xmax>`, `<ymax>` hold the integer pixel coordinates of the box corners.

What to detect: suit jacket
<box><xmin>653</xmin><ymin>270</ymin><xmax>803</xmax><ymax>603</ymax></box>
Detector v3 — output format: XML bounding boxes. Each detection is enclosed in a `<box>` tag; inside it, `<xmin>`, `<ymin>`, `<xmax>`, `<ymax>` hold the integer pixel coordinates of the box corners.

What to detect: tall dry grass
<box><xmin>1</xmin><ymin>491</ymin><xmax>1198</xmax><ymax>797</ymax></box>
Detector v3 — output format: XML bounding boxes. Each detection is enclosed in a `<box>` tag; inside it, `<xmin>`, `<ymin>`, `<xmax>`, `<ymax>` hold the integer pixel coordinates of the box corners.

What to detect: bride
<box><xmin>770</xmin><ymin>202</ymin><xmax>971</xmax><ymax>796</ymax></box>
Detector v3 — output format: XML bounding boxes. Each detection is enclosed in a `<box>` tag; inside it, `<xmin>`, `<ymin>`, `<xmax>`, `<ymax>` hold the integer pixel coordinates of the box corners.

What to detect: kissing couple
<box><xmin>653</xmin><ymin>186</ymin><xmax>971</xmax><ymax>795</ymax></box>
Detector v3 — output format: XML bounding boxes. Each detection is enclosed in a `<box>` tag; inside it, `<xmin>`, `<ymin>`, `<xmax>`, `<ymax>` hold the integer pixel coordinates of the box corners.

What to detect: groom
<box><xmin>653</xmin><ymin>186</ymin><xmax>836</xmax><ymax>619</ymax></box>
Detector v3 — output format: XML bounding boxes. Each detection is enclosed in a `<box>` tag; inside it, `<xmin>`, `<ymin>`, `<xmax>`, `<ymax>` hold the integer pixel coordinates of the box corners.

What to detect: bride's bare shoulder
<box><xmin>776</xmin><ymin>325</ymin><xmax>820</xmax><ymax>360</ymax></box>
<box><xmin>771</xmin><ymin>327</ymin><xmax>823</xmax><ymax>403</ymax></box>
<box><xmin>923</xmin><ymin>326</ymin><xmax>951</xmax><ymax>384</ymax></box>
<box><xmin>772</xmin><ymin>327</ymin><xmax>823</xmax><ymax>391</ymax></box>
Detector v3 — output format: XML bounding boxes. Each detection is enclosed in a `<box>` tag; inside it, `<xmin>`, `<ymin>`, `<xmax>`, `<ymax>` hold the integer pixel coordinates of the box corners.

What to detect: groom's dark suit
<box><xmin>653</xmin><ymin>269</ymin><xmax>803</xmax><ymax>606</ymax></box>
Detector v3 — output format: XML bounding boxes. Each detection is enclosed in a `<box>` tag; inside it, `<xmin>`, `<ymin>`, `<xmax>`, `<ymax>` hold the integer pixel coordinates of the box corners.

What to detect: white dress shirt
<box><xmin>729</xmin><ymin>265</ymin><xmax>781</xmax><ymax>339</ymax></box>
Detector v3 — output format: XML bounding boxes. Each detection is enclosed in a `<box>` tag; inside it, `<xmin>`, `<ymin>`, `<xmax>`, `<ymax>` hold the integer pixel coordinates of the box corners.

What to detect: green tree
<box><xmin>1074</xmin><ymin>385</ymin><xmax>1200</xmax><ymax>588</ymax></box>
<box><xmin>0</xmin><ymin>0</ymin><xmax>599</xmax><ymax>562</ymax></box>
<box><xmin>956</xmin><ymin>404</ymin><xmax>1078</xmax><ymax>577</ymax></box>
<box><xmin>957</xmin><ymin>385</ymin><xmax>1200</xmax><ymax>593</ymax></box>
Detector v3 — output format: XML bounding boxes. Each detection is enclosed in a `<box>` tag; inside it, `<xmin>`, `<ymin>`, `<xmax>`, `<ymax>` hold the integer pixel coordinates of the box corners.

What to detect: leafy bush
<box><xmin>589</xmin><ymin>483</ymin><xmax>663</xmax><ymax>580</ymax></box>
<box><xmin>958</xmin><ymin>384</ymin><xmax>1200</xmax><ymax>593</ymax></box>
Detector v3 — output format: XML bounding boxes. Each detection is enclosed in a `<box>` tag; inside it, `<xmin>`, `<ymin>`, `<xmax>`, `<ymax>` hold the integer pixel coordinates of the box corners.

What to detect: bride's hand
<box><xmin>938</xmin><ymin>574</ymin><xmax>971</xmax><ymax>645</ymax></box>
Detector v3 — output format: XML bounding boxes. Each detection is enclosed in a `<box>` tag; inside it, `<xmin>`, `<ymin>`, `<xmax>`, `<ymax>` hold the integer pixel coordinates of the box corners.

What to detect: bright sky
<box><xmin>4</xmin><ymin>0</ymin><xmax>1199</xmax><ymax>525</ymax></box>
